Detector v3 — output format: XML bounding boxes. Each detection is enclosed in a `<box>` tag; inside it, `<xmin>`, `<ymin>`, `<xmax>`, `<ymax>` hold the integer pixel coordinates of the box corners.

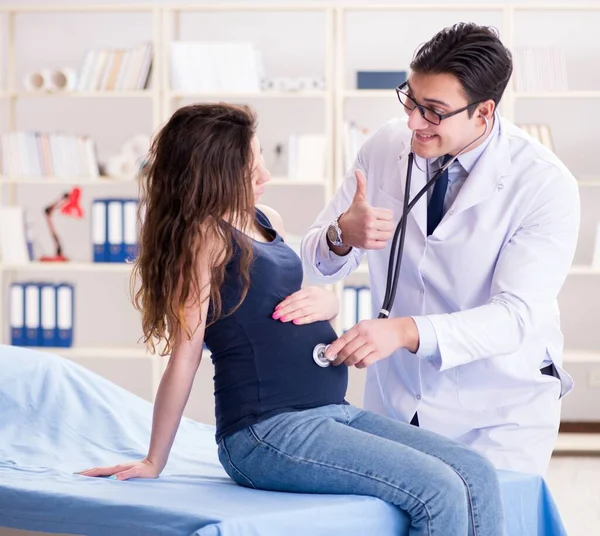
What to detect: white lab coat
<box><xmin>301</xmin><ymin>116</ymin><xmax>580</xmax><ymax>476</ymax></box>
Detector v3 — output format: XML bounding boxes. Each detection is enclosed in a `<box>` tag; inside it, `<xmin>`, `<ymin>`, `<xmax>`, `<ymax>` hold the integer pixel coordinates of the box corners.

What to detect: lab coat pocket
<box><xmin>455</xmin><ymin>358</ymin><xmax>536</xmax><ymax>411</ymax></box>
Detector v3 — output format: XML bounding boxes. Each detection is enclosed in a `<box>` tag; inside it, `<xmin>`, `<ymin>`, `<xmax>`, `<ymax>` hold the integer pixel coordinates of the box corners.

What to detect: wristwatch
<box><xmin>326</xmin><ymin>214</ymin><xmax>345</xmax><ymax>247</ymax></box>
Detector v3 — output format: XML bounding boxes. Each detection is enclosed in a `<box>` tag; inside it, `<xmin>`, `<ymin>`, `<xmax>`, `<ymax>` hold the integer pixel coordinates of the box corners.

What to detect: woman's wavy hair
<box><xmin>132</xmin><ymin>103</ymin><xmax>257</xmax><ymax>355</ymax></box>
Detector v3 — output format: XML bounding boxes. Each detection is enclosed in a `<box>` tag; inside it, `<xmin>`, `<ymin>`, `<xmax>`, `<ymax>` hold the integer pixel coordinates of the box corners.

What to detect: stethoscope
<box><xmin>313</xmin><ymin>116</ymin><xmax>491</xmax><ymax>368</ymax></box>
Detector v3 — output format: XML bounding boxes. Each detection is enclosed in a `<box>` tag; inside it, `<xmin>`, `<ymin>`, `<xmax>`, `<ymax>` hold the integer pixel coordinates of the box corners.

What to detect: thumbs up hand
<box><xmin>337</xmin><ymin>170</ymin><xmax>394</xmax><ymax>250</ymax></box>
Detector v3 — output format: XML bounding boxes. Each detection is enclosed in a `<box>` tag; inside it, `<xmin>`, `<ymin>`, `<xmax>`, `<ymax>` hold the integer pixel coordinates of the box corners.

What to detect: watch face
<box><xmin>327</xmin><ymin>225</ymin><xmax>338</xmax><ymax>244</ymax></box>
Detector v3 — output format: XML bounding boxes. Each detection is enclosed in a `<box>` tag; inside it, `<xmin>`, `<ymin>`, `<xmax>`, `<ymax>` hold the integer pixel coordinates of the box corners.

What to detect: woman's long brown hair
<box><xmin>132</xmin><ymin>103</ymin><xmax>256</xmax><ymax>355</ymax></box>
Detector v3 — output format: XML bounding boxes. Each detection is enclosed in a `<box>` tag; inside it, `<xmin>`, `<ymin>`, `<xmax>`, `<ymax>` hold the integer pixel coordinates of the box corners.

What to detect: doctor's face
<box><xmin>402</xmin><ymin>72</ymin><xmax>493</xmax><ymax>159</ymax></box>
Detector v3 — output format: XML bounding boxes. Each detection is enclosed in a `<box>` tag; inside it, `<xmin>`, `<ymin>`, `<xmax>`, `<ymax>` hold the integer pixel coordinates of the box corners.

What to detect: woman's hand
<box><xmin>273</xmin><ymin>286</ymin><xmax>339</xmax><ymax>324</ymax></box>
<box><xmin>77</xmin><ymin>457</ymin><xmax>160</xmax><ymax>481</ymax></box>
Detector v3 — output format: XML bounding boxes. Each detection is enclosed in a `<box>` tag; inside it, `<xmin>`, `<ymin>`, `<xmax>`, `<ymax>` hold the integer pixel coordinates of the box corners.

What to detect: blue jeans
<box><xmin>218</xmin><ymin>404</ymin><xmax>504</xmax><ymax>536</ymax></box>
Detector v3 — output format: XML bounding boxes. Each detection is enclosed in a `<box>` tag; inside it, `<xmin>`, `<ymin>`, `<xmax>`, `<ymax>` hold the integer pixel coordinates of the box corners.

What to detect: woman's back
<box><xmin>205</xmin><ymin>208</ymin><xmax>348</xmax><ymax>442</ymax></box>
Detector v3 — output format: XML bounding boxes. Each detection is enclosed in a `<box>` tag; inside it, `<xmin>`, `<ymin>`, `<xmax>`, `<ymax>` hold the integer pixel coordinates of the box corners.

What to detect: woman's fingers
<box><xmin>289</xmin><ymin>313</ymin><xmax>321</xmax><ymax>325</ymax></box>
<box><xmin>273</xmin><ymin>297</ymin><xmax>310</xmax><ymax>320</ymax></box>
<box><xmin>76</xmin><ymin>464</ymin><xmax>129</xmax><ymax>478</ymax></box>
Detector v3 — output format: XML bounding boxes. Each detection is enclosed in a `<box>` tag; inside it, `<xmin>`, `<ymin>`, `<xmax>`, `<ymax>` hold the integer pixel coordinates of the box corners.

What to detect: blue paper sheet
<box><xmin>0</xmin><ymin>345</ymin><xmax>567</xmax><ymax>535</ymax></box>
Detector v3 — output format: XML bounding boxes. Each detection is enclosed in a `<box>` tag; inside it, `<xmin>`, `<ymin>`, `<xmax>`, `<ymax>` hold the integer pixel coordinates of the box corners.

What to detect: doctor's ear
<box><xmin>476</xmin><ymin>100</ymin><xmax>495</xmax><ymax>125</ymax></box>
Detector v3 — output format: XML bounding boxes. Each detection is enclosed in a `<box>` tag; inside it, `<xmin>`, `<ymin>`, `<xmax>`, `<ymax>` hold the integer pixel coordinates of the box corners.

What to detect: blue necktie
<box><xmin>427</xmin><ymin>155</ymin><xmax>452</xmax><ymax>236</ymax></box>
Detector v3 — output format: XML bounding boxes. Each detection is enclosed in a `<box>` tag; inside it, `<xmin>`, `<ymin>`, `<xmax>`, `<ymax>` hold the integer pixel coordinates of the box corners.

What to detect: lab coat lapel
<box><xmin>403</xmin><ymin>148</ymin><xmax>428</xmax><ymax>238</ymax></box>
<box><xmin>449</xmin><ymin>124</ymin><xmax>512</xmax><ymax>217</ymax></box>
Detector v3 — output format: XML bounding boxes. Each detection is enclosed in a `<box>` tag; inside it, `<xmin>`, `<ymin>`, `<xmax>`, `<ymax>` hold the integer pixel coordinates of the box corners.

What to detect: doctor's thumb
<box><xmin>353</xmin><ymin>169</ymin><xmax>368</xmax><ymax>202</ymax></box>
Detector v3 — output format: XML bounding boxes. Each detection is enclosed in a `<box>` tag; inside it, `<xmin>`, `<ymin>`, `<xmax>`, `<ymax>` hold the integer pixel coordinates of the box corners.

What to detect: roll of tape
<box><xmin>23</xmin><ymin>71</ymin><xmax>45</xmax><ymax>92</ymax></box>
<box><xmin>43</xmin><ymin>67</ymin><xmax>78</xmax><ymax>92</ymax></box>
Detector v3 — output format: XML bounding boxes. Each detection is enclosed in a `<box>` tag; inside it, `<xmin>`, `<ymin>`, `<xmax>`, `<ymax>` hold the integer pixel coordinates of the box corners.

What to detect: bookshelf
<box><xmin>0</xmin><ymin>4</ymin><xmax>162</xmax><ymax>406</ymax></box>
<box><xmin>1</xmin><ymin>3</ymin><xmax>599</xmax><ymax>435</ymax></box>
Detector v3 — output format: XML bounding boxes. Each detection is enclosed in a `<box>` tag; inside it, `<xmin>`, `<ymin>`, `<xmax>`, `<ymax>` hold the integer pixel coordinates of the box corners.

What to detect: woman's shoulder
<box><xmin>256</xmin><ymin>204</ymin><xmax>286</xmax><ymax>239</ymax></box>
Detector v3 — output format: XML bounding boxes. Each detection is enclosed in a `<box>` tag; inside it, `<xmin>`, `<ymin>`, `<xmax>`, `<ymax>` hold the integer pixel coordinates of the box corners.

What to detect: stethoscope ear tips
<box><xmin>313</xmin><ymin>343</ymin><xmax>336</xmax><ymax>367</ymax></box>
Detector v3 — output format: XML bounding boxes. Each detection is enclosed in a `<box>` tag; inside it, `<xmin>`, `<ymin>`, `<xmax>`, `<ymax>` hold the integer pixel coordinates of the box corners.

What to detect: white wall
<box><xmin>2</xmin><ymin>0</ymin><xmax>600</xmax><ymax>425</ymax></box>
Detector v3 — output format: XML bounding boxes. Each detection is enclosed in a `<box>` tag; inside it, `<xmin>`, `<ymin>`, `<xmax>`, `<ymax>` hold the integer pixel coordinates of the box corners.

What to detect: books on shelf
<box><xmin>76</xmin><ymin>42</ymin><xmax>153</xmax><ymax>92</ymax></box>
<box><xmin>170</xmin><ymin>41</ymin><xmax>263</xmax><ymax>93</ymax></box>
<box><xmin>10</xmin><ymin>282</ymin><xmax>74</xmax><ymax>348</ymax></box>
<box><xmin>513</xmin><ymin>47</ymin><xmax>569</xmax><ymax>93</ymax></box>
<box><xmin>0</xmin><ymin>207</ymin><xmax>33</xmax><ymax>264</ymax></box>
<box><xmin>92</xmin><ymin>198</ymin><xmax>138</xmax><ymax>263</ymax></box>
<box><xmin>0</xmin><ymin>132</ymin><xmax>100</xmax><ymax>179</ymax></box>
<box><xmin>517</xmin><ymin>124</ymin><xmax>554</xmax><ymax>152</ymax></box>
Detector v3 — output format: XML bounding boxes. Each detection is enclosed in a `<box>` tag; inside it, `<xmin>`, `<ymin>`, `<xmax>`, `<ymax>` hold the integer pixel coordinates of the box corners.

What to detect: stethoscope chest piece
<box><xmin>313</xmin><ymin>343</ymin><xmax>334</xmax><ymax>367</ymax></box>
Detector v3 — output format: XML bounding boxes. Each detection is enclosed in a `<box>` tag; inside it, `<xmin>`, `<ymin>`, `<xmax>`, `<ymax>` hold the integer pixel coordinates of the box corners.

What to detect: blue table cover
<box><xmin>0</xmin><ymin>345</ymin><xmax>567</xmax><ymax>535</ymax></box>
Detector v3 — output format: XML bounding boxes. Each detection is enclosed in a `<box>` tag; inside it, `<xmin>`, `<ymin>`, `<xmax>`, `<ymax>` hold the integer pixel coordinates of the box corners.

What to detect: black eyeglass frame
<box><xmin>395</xmin><ymin>81</ymin><xmax>482</xmax><ymax>125</ymax></box>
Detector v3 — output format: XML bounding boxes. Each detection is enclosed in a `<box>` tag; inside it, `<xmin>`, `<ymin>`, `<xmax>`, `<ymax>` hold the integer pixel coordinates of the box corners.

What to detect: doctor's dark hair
<box><xmin>131</xmin><ymin>103</ymin><xmax>256</xmax><ymax>356</ymax></box>
<box><xmin>410</xmin><ymin>22</ymin><xmax>513</xmax><ymax>114</ymax></box>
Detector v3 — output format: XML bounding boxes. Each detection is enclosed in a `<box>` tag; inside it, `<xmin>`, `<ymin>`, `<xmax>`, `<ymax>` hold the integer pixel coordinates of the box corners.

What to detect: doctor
<box><xmin>301</xmin><ymin>22</ymin><xmax>580</xmax><ymax>476</ymax></box>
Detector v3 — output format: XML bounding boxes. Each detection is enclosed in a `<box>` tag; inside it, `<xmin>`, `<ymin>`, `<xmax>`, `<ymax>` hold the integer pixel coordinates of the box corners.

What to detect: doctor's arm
<box><xmin>326</xmin><ymin>171</ymin><xmax>580</xmax><ymax>370</ymax></box>
<box><xmin>300</xmin><ymin>166</ymin><xmax>366</xmax><ymax>284</ymax></box>
<box><xmin>417</xmin><ymin>174</ymin><xmax>580</xmax><ymax>371</ymax></box>
<box><xmin>301</xmin><ymin>130</ymin><xmax>395</xmax><ymax>284</ymax></box>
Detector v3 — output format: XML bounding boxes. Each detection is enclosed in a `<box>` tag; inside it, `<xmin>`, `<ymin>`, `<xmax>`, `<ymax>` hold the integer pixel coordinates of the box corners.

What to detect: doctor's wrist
<box><xmin>394</xmin><ymin>317</ymin><xmax>420</xmax><ymax>354</ymax></box>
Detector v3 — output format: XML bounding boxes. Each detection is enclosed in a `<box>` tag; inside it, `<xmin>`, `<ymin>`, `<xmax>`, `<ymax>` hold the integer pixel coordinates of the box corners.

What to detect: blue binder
<box><xmin>40</xmin><ymin>283</ymin><xmax>57</xmax><ymax>347</ymax></box>
<box><xmin>55</xmin><ymin>283</ymin><xmax>74</xmax><ymax>348</ymax></box>
<box><xmin>24</xmin><ymin>282</ymin><xmax>42</xmax><ymax>346</ymax></box>
<box><xmin>122</xmin><ymin>198</ymin><xmax>139</xmax><ymax>262</ymax></box>
<box><xmin>92</xmin><ymin>199</ymin><xmax>108</xmax><ymax>262</ymax></box>
<box><xmin>107</xmin><ymin>199</ymin><xmax>127</xmax><ymax>262</ymax></box>
<box><xmin>9</xmin><ymin>283</ymin><xmax>26</xmax><ymax>346</ymax></box>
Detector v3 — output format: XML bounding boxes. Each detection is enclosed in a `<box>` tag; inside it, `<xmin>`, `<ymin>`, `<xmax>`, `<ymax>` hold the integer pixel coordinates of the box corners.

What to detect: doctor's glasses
<box><xmin>395</xmin><ymin>81</ymin><xmax>480</xmax><ymax>126</ymax></box>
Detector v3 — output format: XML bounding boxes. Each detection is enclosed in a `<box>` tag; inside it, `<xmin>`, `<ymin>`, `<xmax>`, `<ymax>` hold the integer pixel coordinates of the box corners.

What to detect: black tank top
<box><xmin>204</xmin><ymin>208</ymin><xmax>347</xmax><ymax>442</ymax></box>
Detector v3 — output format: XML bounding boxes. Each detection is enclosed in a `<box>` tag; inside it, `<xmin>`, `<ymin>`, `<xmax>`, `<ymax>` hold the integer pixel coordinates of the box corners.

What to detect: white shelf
<box><xmin>554</xmin><ymin>433</ymin><xmax>600</xmax><ymax>454</ymax></box>
<box><xmin>343</xmin><ymin>90</ymin><xmax>396</xmax><ymax>98</ymax></box>
<box><xmin>1</xmin><ymin>5</ymin><xmax>157</xmax><ymax>13</ymax></box>
<box><xmin>12</xmin><ymin>90</ymin><xmax>154</xmax><ymax>98</ymax></box>
<box><xmin>569</xmin><ymin>265</ymin><xmax>600</xmax><ymax>275</ymax></box>
<box><xmin>169</xmin><ymin>4</ymin><xmax>329</xmax><ymax>12</ymax></box>
<box><xmin>0</xmin><ymin>176</ymin><xmax>137</xmax><ymax>185</ymax></box>
<box><xmin>3</xmin><ymin>262</ymin><xmax>133</xmax><ymax>273</ymax></box>
<box><xmin>513</xmin><ymin>91</ymin><xmax>600</xmax><ymax>99</ymax></box>
<box><xmin>169</xmin><ymin>90</ymin><xmax>328</xmax><ymax>99</ymax></box>
<box><xmin>46</xmin><ymin>346</ymin><xmax>151</xmax><ymax>359</ymax></box>
<box><xmin>340</xmin><ymin>4</ymin><xmax>504</xmax><ymax>12</ymax></box>
<box><xmin>269</xmin><ymin>178</ymin><xmax>327</xmax><ymax>186</ymax></box>
<box><xmin>563</xmin><ymin>350</ymin><xmax>600</xmax><ymax>363</ymax></box>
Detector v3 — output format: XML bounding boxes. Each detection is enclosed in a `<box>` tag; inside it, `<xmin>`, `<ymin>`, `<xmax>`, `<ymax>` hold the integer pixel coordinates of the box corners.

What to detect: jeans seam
<box><xmin>248</xmin><ymin>425</ymin><xmax>432</xmax><ymax>535</ymax></box>
<box><xmin>221</xmin><ymin>435</ymin><xmax>257</xmax><ymax>489</ymax></box>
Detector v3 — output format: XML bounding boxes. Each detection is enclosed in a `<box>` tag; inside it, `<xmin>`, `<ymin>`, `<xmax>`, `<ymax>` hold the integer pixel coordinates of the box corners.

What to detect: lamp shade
<box><xmin>60</xmin><ymin>187</ymin><xmax>83</xmax><ymax>219</ymax></box>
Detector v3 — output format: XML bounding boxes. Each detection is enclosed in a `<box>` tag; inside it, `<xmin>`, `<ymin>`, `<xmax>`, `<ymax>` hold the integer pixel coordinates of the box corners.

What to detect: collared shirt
<box><xmin>412</xmin><ymin>115</ymin><xmax>501</xmax><ymax>362</ymax></box>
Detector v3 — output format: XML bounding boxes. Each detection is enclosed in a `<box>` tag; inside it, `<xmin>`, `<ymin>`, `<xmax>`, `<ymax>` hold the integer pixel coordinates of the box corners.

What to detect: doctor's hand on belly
<box><xmin>324</xmin><ymin>317</ymin><xmax>420</xmax><ymax>369</ymax></box>
<box><xmin>273</xmin><ymin>286</ymin><xmax>339</xmax><ymax>325</ymax></box>
<box><xmin>335</xmin><ymin>170</ymin><xmax>395</xmax><ymax>251</ymax></box>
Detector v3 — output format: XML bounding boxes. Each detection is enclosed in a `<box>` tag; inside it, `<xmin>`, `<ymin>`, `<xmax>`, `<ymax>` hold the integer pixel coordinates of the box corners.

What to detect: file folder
<box><xmin>123</xmin><ymin>198</ymin><xmax>139</xmax><ymax>262</ymax></box>
<box><xmin>56</xmin><ymin>283</ymin><xmax>74</xmax><ymax>348</ymax></box>
<box><xmin>107</xmin><ymin>200</ymin><xmax>126</xmax><ymax>262</ymax></box>
<box><xmin>24</xmin><ymin>283</ymin><xmax>41</xmax><ymax>346</ymax></box>
<box><xmin>92</xmin><ymin>199</ymin><xmax>108</xmax><ymax>262</ymax></box>
<box><xmin>40</xmin><ymin>283</ymin><xmax>57</xmax><ymax>347</ymax></box>
<box><xmin>10</xmin><ymin>283</ymin><xmax>26</xmax><ymax>346</ymax></box>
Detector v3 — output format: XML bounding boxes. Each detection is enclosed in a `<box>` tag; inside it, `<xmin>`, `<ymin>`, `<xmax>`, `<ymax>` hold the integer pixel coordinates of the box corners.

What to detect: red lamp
<box><xmin>40</xmin><ymin>187</ymin><xmax>84</xmax><ymax>262</ymax></box>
